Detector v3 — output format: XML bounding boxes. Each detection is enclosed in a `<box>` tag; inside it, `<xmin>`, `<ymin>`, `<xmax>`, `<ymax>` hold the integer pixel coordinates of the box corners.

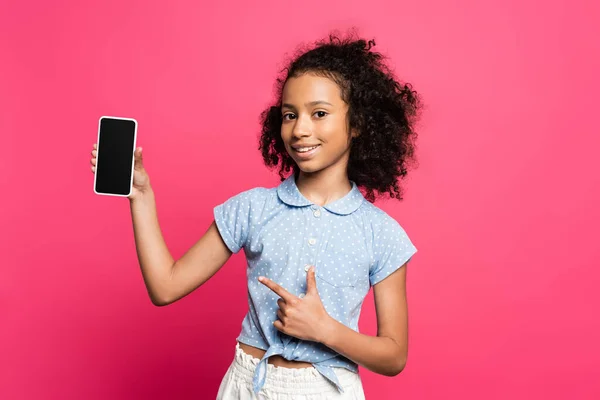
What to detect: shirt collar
<box><xmin>276</xmin><ymin>174</ymin><xmax>365</xmax><ymax>215</ymax></box>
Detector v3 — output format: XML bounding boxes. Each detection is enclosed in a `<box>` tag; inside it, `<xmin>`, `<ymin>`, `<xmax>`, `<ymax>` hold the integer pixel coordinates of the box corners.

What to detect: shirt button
<box><xmin>299</xmin><ymin>293</ymin><xmax>305</xmax><ymax>298</ymax></box>
<box><xmin>313</xmin><ymin>209</ymin><xmax>321</xmax><ymax>217</ymax></box>
<box><xmin>308</xmin><ymin>238</ymin><xmax>317</xmax><ymax>246</ymax></box>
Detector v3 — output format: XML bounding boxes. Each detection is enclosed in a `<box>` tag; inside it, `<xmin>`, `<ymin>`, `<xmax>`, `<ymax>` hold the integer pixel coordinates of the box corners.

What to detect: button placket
<box><xmin>307</xmin><ymin>204</ymin><xmax>322</xmax><ymax>247</ymax></box>
<box><xmin>310</xmin><ymin>204</ymin><xmax>322</xmax><ymax>218</ymax></box>
<box><xmin>302</xmin><ymin>205</ymin><xmax>321</xmax><ymax>296</ymax></box>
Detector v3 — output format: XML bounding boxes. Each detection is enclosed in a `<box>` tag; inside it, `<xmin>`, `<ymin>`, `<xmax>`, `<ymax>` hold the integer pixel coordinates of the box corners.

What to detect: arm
<box><xmin>319</xmin><ymin>263</ymin><xmax>409</xmax><ymax>376</ymax></box>
<box><xmin>130</xmin><ymin>188</ymin><xmax>232</xmax><ymax>306</ymax></box>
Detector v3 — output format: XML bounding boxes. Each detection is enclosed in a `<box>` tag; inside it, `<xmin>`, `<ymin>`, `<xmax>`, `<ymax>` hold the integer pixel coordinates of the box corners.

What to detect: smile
<box><xmin>292</xmin><ymin>144</ymin><xmax>320</xmax><ymax>159</ymax></box>
<box><xmin>296</xmin><ymin>145</ymin><xmax>319</xmax><ymax>153</ymax></box>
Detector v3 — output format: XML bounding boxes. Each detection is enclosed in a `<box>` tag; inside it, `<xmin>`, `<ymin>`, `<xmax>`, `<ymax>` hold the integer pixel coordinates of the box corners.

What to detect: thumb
<box><xmin>134</xmin><ymin>147</ymin><xmax>144</xmax><ymax>169</ymax></box>
<box><xmin>306</xmin><ymin>267</ymin><xmax>318</xmax><ymax>295</ymax></box>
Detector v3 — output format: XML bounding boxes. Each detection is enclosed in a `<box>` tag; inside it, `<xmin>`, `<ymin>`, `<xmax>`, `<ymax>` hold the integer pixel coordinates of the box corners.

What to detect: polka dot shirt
<box><xmin>214</xmin><ymin>174</ymin><xmax>417</xmax><ymax>394</ymax></box>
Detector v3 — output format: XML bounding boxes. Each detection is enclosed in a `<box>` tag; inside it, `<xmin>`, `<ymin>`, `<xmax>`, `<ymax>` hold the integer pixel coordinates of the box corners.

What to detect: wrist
<box><xmin>130</xmin><ymin>185</ymin><xmax>154</xmax><ymax>204</ymax></box>
<box><xmin>317</xmin><ymin>316</ymin><xmax>338</xmax><ymax>346</ymax></box>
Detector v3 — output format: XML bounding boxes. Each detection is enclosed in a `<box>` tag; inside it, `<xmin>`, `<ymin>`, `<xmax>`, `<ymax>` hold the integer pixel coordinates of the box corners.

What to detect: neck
<box><xmin>295</xmin><ymin>165</ymin><xmax>352</xmax><ymax>207</ymax></box>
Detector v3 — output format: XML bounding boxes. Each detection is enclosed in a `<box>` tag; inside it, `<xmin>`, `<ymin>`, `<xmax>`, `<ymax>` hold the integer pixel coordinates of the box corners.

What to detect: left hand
<box><xmin>258</xmin><ymin>266</ymin><xmax>333</xmax><ymax>343</ymax></box>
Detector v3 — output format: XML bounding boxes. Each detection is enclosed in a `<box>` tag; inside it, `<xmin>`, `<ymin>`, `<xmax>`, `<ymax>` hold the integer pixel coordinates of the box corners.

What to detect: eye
<box><xmin>314</xmin><ymin>111</ymin><xmax>328</xmax><ymax>118</ymax></box>
<box><xmin>282</xmin><ymin>113</ymin><xmax>296</xmax><ymax>121</ymax></box>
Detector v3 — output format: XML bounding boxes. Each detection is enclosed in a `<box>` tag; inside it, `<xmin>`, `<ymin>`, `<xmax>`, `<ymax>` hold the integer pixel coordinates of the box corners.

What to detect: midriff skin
<box><xmin>238</xmin><ymin>341</ymin><xmax>313</xmax><ymax>368</ymax></box>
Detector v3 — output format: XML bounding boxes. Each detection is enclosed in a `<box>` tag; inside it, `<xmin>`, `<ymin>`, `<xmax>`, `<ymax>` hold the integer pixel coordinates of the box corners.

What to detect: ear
<box><xmin>351</xmin><ymin>128</ymin><xmax>360</xmax><ymax>138</ymax></box>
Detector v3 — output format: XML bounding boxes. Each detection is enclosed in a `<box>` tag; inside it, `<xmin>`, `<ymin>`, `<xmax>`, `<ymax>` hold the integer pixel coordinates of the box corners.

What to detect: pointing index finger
<box><xmin>258</xmin><ymin>276</ymin><xmax>294</xmax><ymax>302</ymax></box>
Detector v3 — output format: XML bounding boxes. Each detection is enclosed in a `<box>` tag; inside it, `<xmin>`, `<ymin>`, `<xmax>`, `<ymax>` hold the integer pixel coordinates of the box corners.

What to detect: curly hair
<box><xmin>259</xmin><ymin>30</ymin><xmax>422</xmax><ymax>202</ymax></box>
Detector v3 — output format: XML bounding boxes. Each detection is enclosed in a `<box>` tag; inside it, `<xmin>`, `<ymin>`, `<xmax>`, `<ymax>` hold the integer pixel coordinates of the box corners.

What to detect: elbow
<box><xmin>150</xmin><ymin>290</ymin><xmax>172</xmax><ymax>307</ymax></box>
<box><xmin>385</xmin><ymin>354</ymin><xmax>407</xmax><ymax>376</ymax></box>
<box><xmin>150</xmin><ymin>268</ymin><xmax>176</xmax><ymax>306</ymax></box>
<box><xmin>384</xmin><ymin>361</ymin><xmax>406</xmax><ymax>377</ymax></box>
<box><xmin>391</xmin><ymin>360</ymin><xmax>407</xmax><ymax>376</ymax></box>
<box><xmin>395</xmin><ymin>355</ymin><xmax>408</xmax><ymax>375</ymax></box>
<box><xmin>380</xmin><ymin>337</ymin><xmax>408</xmax><ymax>376</ymax></box>
<box><xmin>151</xmin><ymin>297</ymin><xmax>169</xmax><ymax>307</ymax></box>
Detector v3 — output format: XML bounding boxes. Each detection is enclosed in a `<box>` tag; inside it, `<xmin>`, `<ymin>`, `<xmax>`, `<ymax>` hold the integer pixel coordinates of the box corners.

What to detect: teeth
<box><xmin>296</xmin><ymin>145</ymin><xmax>318</xmax><ymax>153</ymax></box>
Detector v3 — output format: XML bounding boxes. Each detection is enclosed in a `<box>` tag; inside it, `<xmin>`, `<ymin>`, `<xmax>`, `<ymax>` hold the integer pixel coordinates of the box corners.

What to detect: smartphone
<box><xmin>93</xmin><ymin>116</ymin><xmax>138</xmax><ymax>197</ymax></box>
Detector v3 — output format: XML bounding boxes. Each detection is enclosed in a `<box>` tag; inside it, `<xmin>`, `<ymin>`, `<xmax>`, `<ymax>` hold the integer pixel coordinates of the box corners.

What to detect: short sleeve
<box><xmin>369</xmin><ymin>217</ymin><xmax>417</xmax><ymax>286</ymax></box>
<box><xmin>213</xmin><ymin>189</ymin><xmax>254</xmax><ymax>254</ymax></box>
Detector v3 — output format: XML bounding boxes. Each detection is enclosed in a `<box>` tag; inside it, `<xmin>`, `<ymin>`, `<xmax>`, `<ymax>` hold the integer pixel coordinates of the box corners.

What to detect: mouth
<box><xmin>291</xmin><ymin>144</ymin><xmax>321</xmax><ymax>159</ymax></box>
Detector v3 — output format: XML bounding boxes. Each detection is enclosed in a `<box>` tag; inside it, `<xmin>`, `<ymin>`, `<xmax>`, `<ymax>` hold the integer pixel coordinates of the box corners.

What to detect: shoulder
<box><xmin>216</xmin><ymin>184</ymin><xmax>279</xmax><ymax>212</ymax></box>
<box><xmin>220</xmin><ymin>182</ymin><xmax>277</xmax><ymax>201</ymax></box>
<box><xmin>359</xmin><ymin>201</ymin><xmax>406</xmax><ymax>233</ymax></box>
<box><xmin>228</xmin><ymin>186</ymin><xmax>272</xmax><ymax>202</ymax></box>
<box><xmin>358</xmin><ymin>202</ymin><xmax>415</xmax><ymax>257</ymax></box>
<box><xmin>362</xmin><ymin>203</ymin><xmax>417</xmax><ymax>284</ymax></box>
<box><xmin>212</xmin><ymin>185</ymin><xmax>279</xmax><ymax>253</ymax></box>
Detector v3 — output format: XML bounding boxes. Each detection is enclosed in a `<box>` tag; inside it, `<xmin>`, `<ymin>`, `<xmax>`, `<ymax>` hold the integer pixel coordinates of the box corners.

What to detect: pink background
<box><xmin>1</xmin><ymin>0</ymin><xmax>599</xmax><ymax>399</ymax></box>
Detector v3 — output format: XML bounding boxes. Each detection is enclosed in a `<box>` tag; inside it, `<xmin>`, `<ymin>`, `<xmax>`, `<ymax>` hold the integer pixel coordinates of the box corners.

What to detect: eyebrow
<box><xmin>282</xmin><ymin>101</ymin><xmax>333</xmax><ymax>109</ymax></box>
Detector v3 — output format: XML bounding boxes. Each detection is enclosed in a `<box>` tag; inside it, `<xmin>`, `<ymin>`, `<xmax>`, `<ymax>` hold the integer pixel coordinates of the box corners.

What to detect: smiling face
<box><xmin>280</xmin><ymin>73</ymin><xmax>357</xmax><ymax>176</ymax></box>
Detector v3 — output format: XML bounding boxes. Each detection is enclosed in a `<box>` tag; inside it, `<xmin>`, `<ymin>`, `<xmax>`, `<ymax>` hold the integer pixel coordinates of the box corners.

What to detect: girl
<box><xmin>90</xmin><ymin>32</ymin><xmax>421</xmax><ymax>399</ymax></box>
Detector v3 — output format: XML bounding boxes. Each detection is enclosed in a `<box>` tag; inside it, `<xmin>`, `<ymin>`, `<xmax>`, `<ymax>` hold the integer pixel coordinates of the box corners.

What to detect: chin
<box><xmin>296</xmin><ymin>164</ymin><xmax>318</xmax><ymax>173</ymax></box>
<box><xmin>295</xmin><ymin>162</ymin><xmax>327</xmax><ymax>175</ymax></box>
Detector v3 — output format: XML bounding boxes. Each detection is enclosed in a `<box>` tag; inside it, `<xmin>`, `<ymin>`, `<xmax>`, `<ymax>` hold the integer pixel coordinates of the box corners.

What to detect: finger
<box><xmin>134</xmin><ymin>147</ymin><xmax>144</xmax><ymax>169</ymax></box>
<box><xmin>258</xmin><ymin>276</ymin><xmax>293</xmax><ymax>302</ymax></box>
<box><xmin>91</xmin><ymin>149</ymin><xmax>97</xmax><ymax>157</ymax></box>
<box><xmin>277</xmin><ymin>309</ymin><xmax>285</xmax><ymax>322</ymax></box>
<box><xmin>277</xmin><ymin>298</ymin><xmax>286</xmax><ymax>310</ymax></box>
<box><xmin>91</xmin><ymin>165</ymin><xmax>95</xmax><ymax>173</ymax></box>
<box><xmin>90</xmin><ymin>158</ymin><xmax>96</xmax><ymax>166</ymax></box>
<box><xmin>93</xmin><ymin>143</ymin><xmax>97</xmax><ymax>149</ymax></box>
<box><xmin>306</xmin><ymin>266</ymin><xmax>318</xmax><ymax>295</ymax></box>
<box><xmin>273</xmin><ymin>319</ymin><xmax>284</xmax><ymax>333</ymax></box>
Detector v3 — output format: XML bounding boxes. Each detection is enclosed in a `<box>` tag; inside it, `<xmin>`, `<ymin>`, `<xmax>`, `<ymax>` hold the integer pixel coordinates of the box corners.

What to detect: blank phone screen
<box><xmin>94</xmin><ymin>117</ymin><xmax>136</xmax><ymax>196</ymax></box>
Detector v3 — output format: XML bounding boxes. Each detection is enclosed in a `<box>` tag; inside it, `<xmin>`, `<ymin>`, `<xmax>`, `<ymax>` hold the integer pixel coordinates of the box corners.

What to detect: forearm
<box><xmin>319</xmin><ymin>318</ymin><xmax>406</xmax><ymax>376</ymax></box>
<box><xmin>129</xmin><ymin>187</ymin><xmax>174</xmax><ymax>305</ymax></box>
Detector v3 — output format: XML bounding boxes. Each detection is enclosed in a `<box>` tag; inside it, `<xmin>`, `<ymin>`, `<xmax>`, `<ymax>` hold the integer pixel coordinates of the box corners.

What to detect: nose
<box><xmin>291</xmin><ymin>114</ymin><xmax>311</xmax><ymax>138</ymax></box>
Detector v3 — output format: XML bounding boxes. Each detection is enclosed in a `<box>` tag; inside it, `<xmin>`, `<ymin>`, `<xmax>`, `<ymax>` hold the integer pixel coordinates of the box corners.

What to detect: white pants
<box><xmin>216</xmin><ymin>342</ymin><xmax>366</xmax><ymax>399</ymax></box>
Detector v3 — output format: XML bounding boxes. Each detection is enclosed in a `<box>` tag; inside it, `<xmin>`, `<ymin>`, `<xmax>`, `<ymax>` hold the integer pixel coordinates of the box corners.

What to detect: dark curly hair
<box><xmin>259</xmin><ymin>30</ymin><xmax>422</xmax><ymax>202</ymax></box>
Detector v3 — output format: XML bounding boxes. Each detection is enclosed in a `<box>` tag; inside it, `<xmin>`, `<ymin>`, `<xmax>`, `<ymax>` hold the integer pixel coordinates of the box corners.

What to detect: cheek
<box><xmin>280</xmin><ymin>122</ymin><xmax>293</xmax><ymax>138</ymax></box>
<box><xmin>279</xmin><ymin>126</ymin><xmax>289</xmax><ymax>143</ymax></box>
<box><xmin>322</xmin><ymin>121</ymin><xmax>350</xmax><ymax>146</ymax></box>
<box><xmin>280</xmin><ymin>131</ymin><xmax>293</xmax><ymax>154</ymax></box>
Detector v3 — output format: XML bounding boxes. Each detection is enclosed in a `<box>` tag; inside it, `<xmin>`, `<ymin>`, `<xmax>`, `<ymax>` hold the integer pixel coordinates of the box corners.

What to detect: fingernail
<box><xmin>258</xmin><ymin>276</ymin><xmax>264</xmax><ymax>282</ymax></box>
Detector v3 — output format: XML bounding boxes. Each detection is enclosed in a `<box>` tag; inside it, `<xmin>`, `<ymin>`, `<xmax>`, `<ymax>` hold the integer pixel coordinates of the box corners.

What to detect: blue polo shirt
<box><xmin>214</xmin><ymin>174</ymin><xmax>417</xmax><ymax>394</ymax></box>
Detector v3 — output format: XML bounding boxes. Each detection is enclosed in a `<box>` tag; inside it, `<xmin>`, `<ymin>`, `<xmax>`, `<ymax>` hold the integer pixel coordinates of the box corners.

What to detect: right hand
<box><xmin>90</xmin><ymin>143</ymin><xmax>152</xmax><ymax>200</ymax></box>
